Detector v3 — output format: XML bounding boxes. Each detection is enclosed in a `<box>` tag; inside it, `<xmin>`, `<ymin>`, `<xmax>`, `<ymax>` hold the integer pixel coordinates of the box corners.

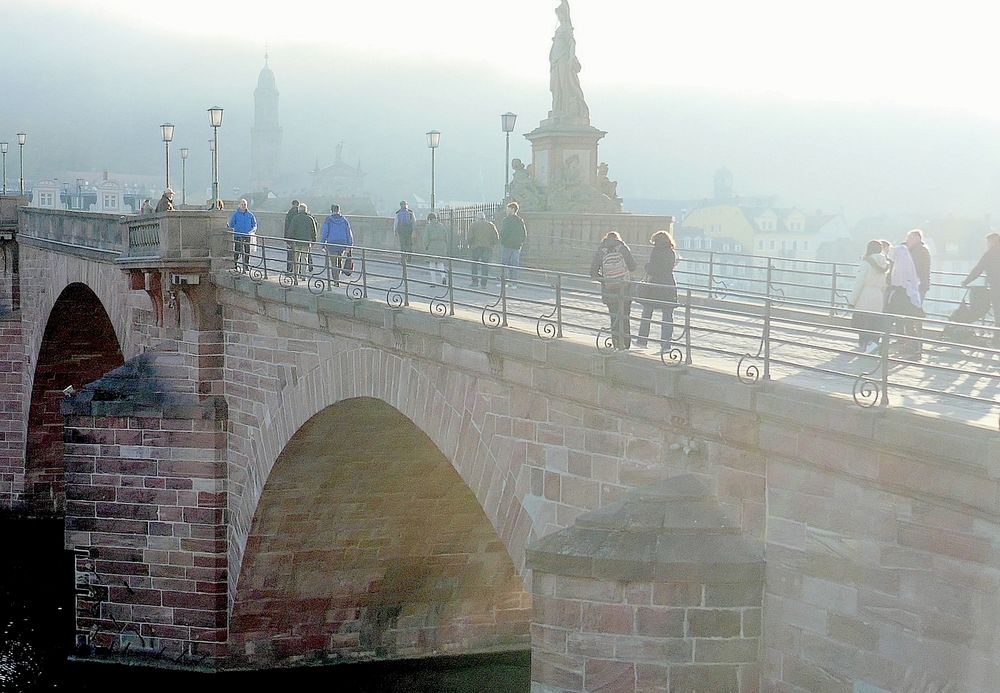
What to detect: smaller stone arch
<box><xmin>25</xmin><ymin>282</ymin><xmax>124</xmax><ymax>513</ymax></box>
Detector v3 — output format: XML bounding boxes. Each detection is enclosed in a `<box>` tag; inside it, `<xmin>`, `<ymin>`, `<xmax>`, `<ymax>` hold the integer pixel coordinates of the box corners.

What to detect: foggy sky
<box><xmin>5</xmin><ymin>2</ymin><xmax>1000</xmax><ymax>222</ymax></box>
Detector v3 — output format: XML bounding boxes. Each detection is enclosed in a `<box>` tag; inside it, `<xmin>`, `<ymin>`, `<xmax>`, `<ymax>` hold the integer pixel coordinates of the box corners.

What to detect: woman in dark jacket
<box><xmin>635</xmin><ymin>230</ymin><xmax>678</xmax><ymax>352</ymax></box>
<box><xmin>590</xmin><ymin>231</ymin><xmax>638</xmax><ymax>350</ymax></box>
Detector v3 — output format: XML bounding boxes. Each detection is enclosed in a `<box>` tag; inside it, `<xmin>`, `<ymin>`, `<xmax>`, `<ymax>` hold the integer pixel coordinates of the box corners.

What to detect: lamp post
<box><xmin>207</xmin><ymin>106</ymin><xmax>224</xmax><ymax>203</ymax></box>
<box><xmin>160</xmin><ymin>123</ymin><xmax>174</xmax><ymax>189</ymax></box>
<box><xmin>16</xmin><ymin>133</ymin><xmax>26</xmax><ymax>195</ymax></box>
<box><xmin>0</xmin><ymin>142</ymin><xmax>7</xmax><ymax>195</ymax></box>
<box><xmin>426</xmin><ymin>130</ymin><xmax>440</xmax><ymax>211</ymax></box>
<box><xmin>179</xmin><ymin>147</ymin><xmax>189</xmax><ymax>205</ymax></box>
<box><xmin>76</xmin><ymin>178</ymin><xmax>84</xmax><ymax>210</ymax></box>
<box><xmin>501</xmin><ymin>112</ymin><xmax>517</xmax><ymax>200</ymax></box>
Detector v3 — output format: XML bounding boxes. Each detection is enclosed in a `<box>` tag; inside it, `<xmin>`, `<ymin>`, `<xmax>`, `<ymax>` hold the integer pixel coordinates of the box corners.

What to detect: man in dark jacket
<box><xmin>962</xmin><ymin>232</ymin><xmax>1000</xmax><ymax>340</ymax></box>
<box><xmin>321</xmin><ymin>204</ymin><xmax>354</xmax><ymax>286</ymax></box>
<box><xmin>286</xmin><ymin>203</ymin><xmax>317</xmax><ymax>282</ymax></box>
<box><xmin>154</xmin><ymin>188</ymin><xmax>174</xmax><ymax>212</ymax></box>
<box><xmin>908</xmin><ymin>229</ymin><xmax>931</xmax><ymax>302</ymax></box>
<box><xmin>467</xmin><ymin>212</ymin><xmax>499</xmax><ymax>287</ymax></box>
<box><xmin>393</xmin><ymin>200</ymin><xmax>416</xmax><ymax>262</ymax></box>
<box><xmin>590</xmin><ymin>231</ymin><xmax>637</xmax><ymax>350</ymax></box>
<box><xmin>499</xmin><ymin>202</ymin><xmax>527</xmax><ymax>287</ymax></box>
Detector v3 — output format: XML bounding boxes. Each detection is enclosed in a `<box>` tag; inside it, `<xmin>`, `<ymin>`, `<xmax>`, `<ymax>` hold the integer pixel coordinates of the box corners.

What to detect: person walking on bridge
<box><xmin>227</xmin><ymin>198</ymin><xmax>257</xmax><ymax>273</ymax></box>
<box><xmin>961</xmin><ymin>231</ymin><xmax>1000</xmax><ymax>344</ymax></box>
<box><xmin>591</xmin><ymin>231</ymin><xmax>637</xmax><ymax>350</ymax></box>
<box><xmin>467</xmin><ymin>212</ymin><xmax>499</xmax><ymax>288</ymax></box>
<box><xmin>424</xmin><ymin>213</ymin><xmax>454</xmax><ymax>286</ymax></box>
<box><xmin>500</xmin><ymin>202</ymin><xmax>527</xmax><ymax>287</ymax></box>
<box><xmin>635</xmin><ymin>229</ymin><xmax>678</xmax><ymax>353</ymax></box>
<box><xmin>154</xmin><ymin>188</ymin><xmax>174</xmax><ymax>212</ymax></box>
<box><xmin>321</xmin><ymin>204</ymin><xmax>354</xmax><ymax>287</ymax></box>
<box><xmin>286</xmin><ymin>203</ymin><xmax>317</xmax><ymax>283</ymax></box>
<box><xmin>887</xmin><ymin>231</ymin><xmax>926</xmax><ymax>359</ymax></box>
<box><xmin>850</xmin><ymin>240</ymin><xmax>888</xmax><ymax>353</ymax></box>
<box><xmin>394</xmin><ymin>200</ymin><xmax>416</xmax><ymax>263</ymax></box>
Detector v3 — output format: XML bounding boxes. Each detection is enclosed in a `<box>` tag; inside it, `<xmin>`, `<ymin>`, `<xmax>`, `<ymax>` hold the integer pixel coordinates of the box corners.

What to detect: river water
<box><xmin>0</xmin><ymin>516</ymin><xmax>530</xmax><ymax>692</ymax></box>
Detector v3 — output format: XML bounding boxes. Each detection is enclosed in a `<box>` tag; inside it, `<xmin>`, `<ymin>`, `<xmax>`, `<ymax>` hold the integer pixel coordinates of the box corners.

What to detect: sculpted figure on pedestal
<box><xmin>549</xmin><ymin>0</ymin><xmax>590</xmax><ymax>121</ymax></box>
<box><xmin>508</xmin><ymin>158</ymin><xmax>546</xmax><ymax>211</ymax></box>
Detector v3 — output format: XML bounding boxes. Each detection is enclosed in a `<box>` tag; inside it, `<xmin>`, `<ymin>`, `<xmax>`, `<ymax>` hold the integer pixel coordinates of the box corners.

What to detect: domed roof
<box><xmin>256</xmin><ymin>53</ymin><xmax>276</xmax><ymax>91</ymax></box>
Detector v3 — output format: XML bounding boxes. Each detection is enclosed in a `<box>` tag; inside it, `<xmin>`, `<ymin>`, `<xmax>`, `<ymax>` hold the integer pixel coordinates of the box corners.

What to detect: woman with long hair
<box><xmin>850</xmin><ymin>239</ymin><xmax>889</xmax><ymax>353</ymax></box>
<box><xmin>635</xmin><ymin>229</ymin><xmax>678</xmax><ymax>352</ymax></box>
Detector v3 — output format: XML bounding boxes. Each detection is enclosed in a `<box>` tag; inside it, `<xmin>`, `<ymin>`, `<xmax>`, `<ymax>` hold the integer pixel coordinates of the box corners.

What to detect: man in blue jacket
<box><xmin>321</xmin><ymin>204</ymin><xmax>354</xmax><ymax>286</ymax></box>
<box><xmin>227</xmin><ymin>198</ymin><xmax>257</xmax><ymax>272</ymax></box>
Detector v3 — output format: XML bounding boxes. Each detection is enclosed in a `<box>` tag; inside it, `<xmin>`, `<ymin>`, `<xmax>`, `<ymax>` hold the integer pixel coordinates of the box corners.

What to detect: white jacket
<box><xmin>851</xmin><ymin>253</ymin><xmax>889</xmax><ymax>312</ymax></box>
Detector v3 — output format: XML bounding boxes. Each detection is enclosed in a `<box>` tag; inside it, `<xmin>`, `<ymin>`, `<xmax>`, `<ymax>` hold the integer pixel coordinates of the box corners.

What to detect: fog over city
<box><xmin>6</xmin><ymin>0</ymin><xmax>1000</xmax><ymax>223</ymax></box>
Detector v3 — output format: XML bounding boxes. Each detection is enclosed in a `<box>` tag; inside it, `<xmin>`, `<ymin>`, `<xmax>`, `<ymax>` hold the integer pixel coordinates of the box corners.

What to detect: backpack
<box><xmin>600</xmin><ymin>244</ymin><xmax>630</xmax><ymax>288</ymax></box>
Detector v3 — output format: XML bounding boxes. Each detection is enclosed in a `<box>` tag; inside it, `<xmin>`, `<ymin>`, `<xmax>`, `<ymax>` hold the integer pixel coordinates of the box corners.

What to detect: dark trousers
<box><xmin>468</xmin><ymin>247</ymin><xmax>492</xmax><ymax>286</ymax></box>
<box><xmin>397</xmin><ymin>230</ymin><xmax>413</xmax><ymax>262</ymax></box>
<box><xmin>636</xmin><ymin>303</ymin><xmax>675</xmax><ymax>350</ymax></box>
<box><xmin>233</xmin><ymin>233</ymin><xmax>251</xmax><ymax>270</ymax></box>
<box><xmin>605</xmin><ymin>294</ymin><xmax>632</xmax><ymax>349</ymax></box>
<box><xmin>852</xmin><ymin>311</ymin><xmax>886</xmax><ymax>348</ymax></box>
<box><xmin>326</xmin><ymin>249</ymin><xmax>345</xmax><ymax>285</ymax></box>
<box><xmin>285</xmin><ymin>241</ymin><xmax>312</xmax><ymax>276</ymax></box>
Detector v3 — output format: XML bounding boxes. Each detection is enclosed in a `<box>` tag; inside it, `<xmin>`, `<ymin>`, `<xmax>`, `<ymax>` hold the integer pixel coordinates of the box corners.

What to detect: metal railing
<box><xmin>521</xmin><ymin>232</ymin><xmax>985</xmax><ymax>324</ymax></box>
<box><xmin>220</xmin><ymin>233</ymin><xmax>1000</xmax><ymax>429</ymax></box>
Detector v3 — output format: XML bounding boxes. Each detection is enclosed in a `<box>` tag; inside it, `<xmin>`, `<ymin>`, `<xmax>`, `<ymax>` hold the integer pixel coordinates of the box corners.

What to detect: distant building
<box><xmin>250</xmin><ymin>53</ymin><xmax>282</xmax><ymax>194</ymax></box>
<box><xmin>679</xmin><ymin>203</ymin><xmax>848</xmax><ymax>260</ymax></box>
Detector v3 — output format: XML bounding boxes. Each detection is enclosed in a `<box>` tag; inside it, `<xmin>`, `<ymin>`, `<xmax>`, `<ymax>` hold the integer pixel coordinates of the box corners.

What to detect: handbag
<box><xmin>342</xmin><ymin>250</ymin><xmax>354</xmax><ymax>277</ymax></box>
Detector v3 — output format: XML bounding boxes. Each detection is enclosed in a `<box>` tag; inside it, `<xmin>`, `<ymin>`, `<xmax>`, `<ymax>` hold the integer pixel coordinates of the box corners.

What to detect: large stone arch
<box><xmin>25</xmin><ymin>281</ymin><xmax>124</xmax><ymax>512</ymax></box>
<box><xmin>227</xmin><ymin>347</ymin><xmax>538</xmax><ymax>608</ymax></box>
<box><xmin>228</xmin><ymin>396</ymin><xmax>531</xmax><ymax>666</ymax></box>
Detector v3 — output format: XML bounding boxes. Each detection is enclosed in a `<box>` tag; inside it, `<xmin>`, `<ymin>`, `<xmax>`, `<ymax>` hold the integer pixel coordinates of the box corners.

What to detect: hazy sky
<box><xmin>6</xmin><ymin>0</ymin><xmax>1000</xmax><ymax>220</ymax></box>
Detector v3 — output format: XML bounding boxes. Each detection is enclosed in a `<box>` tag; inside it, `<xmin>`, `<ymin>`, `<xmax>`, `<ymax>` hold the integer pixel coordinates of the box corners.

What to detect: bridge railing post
<box><xmin>683</xmin><ymin>287</ymin><xmax>692</xmax><ymax>365</ymax></box>
<box><xmin>401</xmin><ymin>255</ymin><xmax>410</xmax><ymax>307</ymax></box>
<box><xmin>707</xmin><ymin>251</ymin><xmax>715</xmax><ymax>298</ymax></box>
<box><xmin>879</xmin><ymin>322</ymin><xmax>890</xmax><ymax>407</ymax></box>
<box><xmin>360</xmin><ymin>248</ymin><xmax>368</xmax><ymax>298</ymax></box>
<box><xmin>555</xmin><ymin>273</ymin><xmax>563</xmax><ymax>338</ymax></box>
<box><xmin>763</xmin><ymin>297</ymin><xmax>772</xmax><ymax>381</ymax></box>
<box><xmin>447</xmin><ymin>258</ymin><xmax>455</xmax><ymax>316</ymax></box>
<box><xmin>500</xmin><ymin>275</ymin><xmax>509</xmax><ymax>327</ymax></box>
<box><xmin>830</xmin><ymin>263</ymin><xmax>839</xmax><ymax>317</ymax></box>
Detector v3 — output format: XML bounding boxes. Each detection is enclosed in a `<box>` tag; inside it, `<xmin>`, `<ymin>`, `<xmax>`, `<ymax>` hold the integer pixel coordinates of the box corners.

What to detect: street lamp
<box><xmin>426</xmin><ymin>130</ymin><xmax>440</xmax><ymax>211</ymax></box>
<box><xmin>160</xmin><ymin>123</ymin><xmax>174</xmax><ymax>189</ymax></box>
<box><xmin>179</xmin><ymin>147</ymin><xmax>189</xmax><ymax>205</ymax></box>
<box><xmin>0</xmin><ymin>142</ymin><xmax>7</xmax><ymax>195</ymax></box>
<box><xmin>208</xmin><ymin>106</ymin><xmax>224</xmax><ymax>203</ymax></box>
<box><xmin>76</xmin><ymin>178</ymin><xmax>84</xmax><ymax>210</ymax></box>
<box><xmin>501</xmin><ymin>112</ymin><xmax>517</xmax><ymax>199</ymax></box>
<box><xmin>16</xmin><ymin>132</ymin><xmax>26</xmax><ymax>195</ymax></box>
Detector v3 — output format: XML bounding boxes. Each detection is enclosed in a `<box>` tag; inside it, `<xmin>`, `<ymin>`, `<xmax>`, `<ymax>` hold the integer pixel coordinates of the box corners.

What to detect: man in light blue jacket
<box><xmin>227</xmin><ymin>198</ymin><xmax>257</xmax><ymax>272</ymax></box>
<box><xmin>321</xmin><ymin>204</ymin><xmax>354</xmax><ymax>286</ymax></box>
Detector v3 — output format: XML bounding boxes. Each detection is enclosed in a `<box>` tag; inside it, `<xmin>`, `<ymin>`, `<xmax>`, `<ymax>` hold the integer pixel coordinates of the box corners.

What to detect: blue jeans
<box><xmin>501</xmin><ymin>247</ymin><xmax>521</xmax><ymax>283</ymax></box>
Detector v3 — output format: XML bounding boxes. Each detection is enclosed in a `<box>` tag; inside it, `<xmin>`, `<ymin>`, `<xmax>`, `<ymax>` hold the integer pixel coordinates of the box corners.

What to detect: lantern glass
<box><xmin>0</xmin><ymin>143</ymin><xmax>7</xmax><ymax>154</ymax></box>
<box><xmin>16</xmin><ymin>133</ymin><xmax>26</xmax><ymax>146</ymax></box>
<box><xmin>180</xmin><ymin>147</ymin><xmax>189</xmax><ymax>160</ymax></box>
<box><xmin>501</xmin><ymin>112</ymin><xmax>517</xmax><ymax>133</ymax></box>
<box><xmin>426</xmin><ymin>130</ymin><xmax>441</xmax><ymax>149</ymax></box>
<box><xmin>208</xmin><ymin>106</ymin><xmax>224</xmax><ymax>128</ymax></box>
<box><xmin>160</xmin><ymin>123</ymin><xmax>175</xmax><ymax>142</ymax></box>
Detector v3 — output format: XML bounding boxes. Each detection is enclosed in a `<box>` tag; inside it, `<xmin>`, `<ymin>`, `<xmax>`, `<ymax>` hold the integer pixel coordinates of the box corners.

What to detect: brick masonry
<box><xmin>3</xmin><ymin>235</ymin><xmax>998</xmax><ymax>689</ymax></box>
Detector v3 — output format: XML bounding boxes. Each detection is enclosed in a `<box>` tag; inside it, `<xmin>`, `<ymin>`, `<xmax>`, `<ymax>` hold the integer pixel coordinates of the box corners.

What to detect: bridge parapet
<box><xmin>119</xmin><ymin>210</ymin><xmax>230</xmax><ymax>273</ymax></box>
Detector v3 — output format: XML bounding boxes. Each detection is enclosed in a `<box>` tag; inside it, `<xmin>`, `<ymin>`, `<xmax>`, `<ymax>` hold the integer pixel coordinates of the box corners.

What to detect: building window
<box><xmin>103</xmin><ymin>194</ymin><xmax>117</xmax><ymax>209</ymax></box>
<box><xmin>39</xmin><ymin>192</ymin><xmax>54</xmax><ymax>207</ymax></box>
<box><xmin>769</xmin><ymin>241</ymin><xmax>776</xmax><ymax>250</ymax></box>
<box><xmin>756</xmin><ymin>240</ymin><xmax>764</xmax><ymax>250</ymax></box>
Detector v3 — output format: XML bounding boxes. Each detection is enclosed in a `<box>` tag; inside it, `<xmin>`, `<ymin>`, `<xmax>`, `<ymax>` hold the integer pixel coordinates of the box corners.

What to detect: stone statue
<box><xmin>549</xmin><ymin>0</ymin><xmax>590</xmax><ymax>121</ymax></box>
<box><xmin>509</xmin><ymin>158</ymin><xmax>546</xmax><ymax>211</ymax></box>
<box><xmin>596</xmin><ymin>162</ymin><xmax>618</xmax><ymax>201</ymax></box>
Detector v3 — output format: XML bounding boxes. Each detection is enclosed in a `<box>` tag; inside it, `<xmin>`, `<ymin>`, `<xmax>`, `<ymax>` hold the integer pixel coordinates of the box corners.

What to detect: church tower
<box><xmin>250</xmin><ymin>53</ymin><xmax>282</xmax><ymax>193</ymax></box>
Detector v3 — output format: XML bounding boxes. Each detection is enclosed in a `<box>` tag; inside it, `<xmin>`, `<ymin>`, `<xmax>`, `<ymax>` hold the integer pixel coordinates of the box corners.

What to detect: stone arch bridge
<box><xmin>0</xmin><ymin>203</ymin><xmax>998</xmax><ymax>693</ymax></box>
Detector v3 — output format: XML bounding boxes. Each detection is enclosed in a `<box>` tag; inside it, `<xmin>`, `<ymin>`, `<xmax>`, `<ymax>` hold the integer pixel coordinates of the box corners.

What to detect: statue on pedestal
<box><xmin>549</xmin><ymin>0</ymin><xmax>590</xmax><ymax>122</ymax></box>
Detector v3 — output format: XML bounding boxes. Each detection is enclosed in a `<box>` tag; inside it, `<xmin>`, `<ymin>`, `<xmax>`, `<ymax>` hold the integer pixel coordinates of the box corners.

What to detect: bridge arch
<box><xmin>226</xmin><ymin>347</ymin><xmax>538</xmax><ymax>662</ymax></box>
<box><xmin>25</xmin><ymin>282</ymin><xmax>124</xmax><ymax>512</ymax></box>
<box><xmin>229</xmin><ymin>395</ymin><xmax>532</xmax><ymax>665</ymax></box>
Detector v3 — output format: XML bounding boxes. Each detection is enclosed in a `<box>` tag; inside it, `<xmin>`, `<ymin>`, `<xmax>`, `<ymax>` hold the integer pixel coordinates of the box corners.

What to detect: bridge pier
<box><xmin>63</xmin><ymin>351</ymin><xmax>229</xmax><ymax>664</ymax></box>
<box><xmin>527</xmin><ymin>475</ymin><xmax>763</xmax><ymax>693</ymax></box>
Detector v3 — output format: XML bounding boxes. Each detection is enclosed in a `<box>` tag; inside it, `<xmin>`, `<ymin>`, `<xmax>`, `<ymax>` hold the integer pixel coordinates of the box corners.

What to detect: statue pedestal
<box><xmin>525</xmin><ymin>119</ymin><xmax>606</xmax><ymax>190</ymax></box>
